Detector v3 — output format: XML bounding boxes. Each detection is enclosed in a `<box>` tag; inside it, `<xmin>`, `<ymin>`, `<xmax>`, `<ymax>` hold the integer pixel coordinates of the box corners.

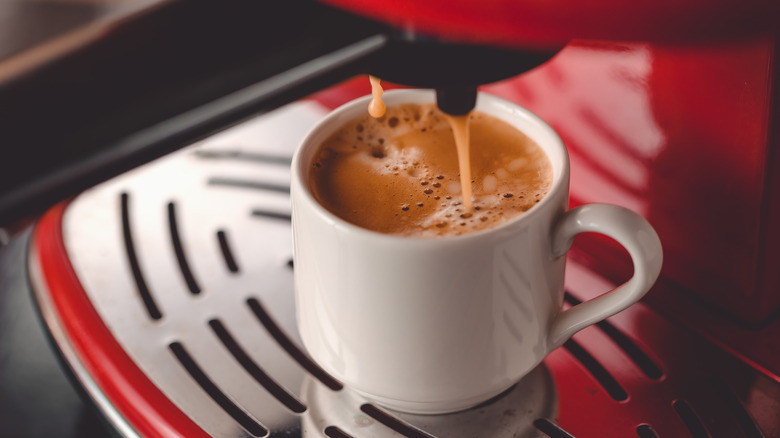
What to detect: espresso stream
<box><xmin>309</xmin><ymin>103</ymin><xmax>552</xmax><ymax>237</ymax></box>
<box><xmin>446</xmin><ymin>113</ymin><xmax>474</xmax><ymax>210</ymax></box>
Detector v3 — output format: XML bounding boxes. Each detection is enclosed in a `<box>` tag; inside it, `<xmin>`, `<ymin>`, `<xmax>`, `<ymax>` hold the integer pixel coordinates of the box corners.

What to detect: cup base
<box><xmin>352</xmin><ymin>384</ymin><xmax>516</xmax><ymax>415</ymax></box>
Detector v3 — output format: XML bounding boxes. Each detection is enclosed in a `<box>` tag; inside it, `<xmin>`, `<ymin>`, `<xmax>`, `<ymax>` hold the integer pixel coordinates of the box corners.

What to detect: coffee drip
<box><xmin>368</xmin><ymin>76</ymin><xmax>386</xmax><ymax>118</ymax></box>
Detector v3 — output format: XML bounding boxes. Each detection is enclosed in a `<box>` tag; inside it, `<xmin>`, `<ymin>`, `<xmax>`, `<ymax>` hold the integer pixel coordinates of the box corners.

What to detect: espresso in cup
<box><xmin>308</xmin><ymin>103</ymin><xmax>553</xmax><ymax>237</ymax></box>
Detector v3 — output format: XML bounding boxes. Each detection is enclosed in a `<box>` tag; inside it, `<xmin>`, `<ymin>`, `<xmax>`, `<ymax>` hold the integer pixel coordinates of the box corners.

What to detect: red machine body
<box><xmin>495</xmin><ymin>38</ymin><xmax>779</xmax><ymax>325</ymax></box>
<box><xmin>320</xmin><ymin>0</ymin><xmax>778</xmax><ymax>47</ymax></box>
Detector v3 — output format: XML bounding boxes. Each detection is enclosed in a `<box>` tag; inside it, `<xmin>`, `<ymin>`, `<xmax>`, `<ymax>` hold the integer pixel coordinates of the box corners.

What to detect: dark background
<box><xmin>0</xmin><ymin>3</ymin><xmax>141</xmax><ymax>435</ymax></box>
<box><xmin>0</xmin><ymin>232</ymin><xmax>110</xmax><ymax>437</ymax></box>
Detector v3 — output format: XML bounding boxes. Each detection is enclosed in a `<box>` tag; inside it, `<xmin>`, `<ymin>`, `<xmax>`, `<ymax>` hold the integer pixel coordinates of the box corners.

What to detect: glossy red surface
<box><xmin>319</xmin><ymin>0</ymin><xmax>779</xmax><ymax>48</ymax></box>
<box><xmin>312</xmin><ymin>32</ymin><xmax>779</xmax><ymax>325</ymax></box>
<box><xmin>33</xmin><ymin>203</ymin><xmax>209</xmax><ymax>438</ymax></box>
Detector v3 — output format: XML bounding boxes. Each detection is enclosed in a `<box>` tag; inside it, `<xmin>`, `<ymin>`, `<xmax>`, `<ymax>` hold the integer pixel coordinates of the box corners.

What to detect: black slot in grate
<box><xmin>208</xmin><ymin>319</ymin><xmax>306</xmax><ymax>413</ymax></box>
<box><xmin>673</xmin><ymin>399</ymin><xmax>711</xmax><ymax>438</ymax></box>
<box><xmin>359</xmin><ymin>404</ymin><xmax>436</xmax><ymax>438</ymax></box>
<box><xmin>194</xmin><ymin>149</ymin><xmax>292</xmax><ymax>165</ymax></box>
<box><xmin>169</xmin><ymin>342</ymin><xmax>268</xmax><ymax>437</ymax></box>
<box><xmin>324</xmin><ymin>426</ymin><xmax>354</xmax><ymax>438</ymax></box>
<box><xmin>121</xmin><ymin>193</ymin><xmax>162</xmax><ymax>320</ymax></box>
<box><xmin>636</xmin><ymin>424</ymin><xmax>659</xmax><ymax>438</ymax></box>
<box><xmin>216</xmin><ymin>230</ymin><xmax>240</xmax><ymax>273</ymax></box>
<box><xmin>565</xmin><ymin>293</ymin><xmax>663</xmax><ymax>380</ymax></box>
<box><xmin>208</xmin><ymin>177</ymin><xmax>290</xmax><ymax>194</ymax></box>
<box><xmin>247</xmin><ymin>298</ymin><xmax>342</xmax><ymax>391</ymax></box>
<box><xmin>168</xmin><ymin>202</ymin><xmax>201</xmax><ymax>295</ymax></box>
<box><xmin>709</xmin><ymin>376</ymin><xmax>765</xmax><ymax>438</ymax></box>
<box><xmin>563</xmin><ymin>339</ymin><xmax>628</xmax><ymax>401</ymax></box>
<box><xmin>534</xmin><ymin>418</ymin><xmax>576</xmax><ymax>438</ymax></box>
<box><xmin>250</xmin><ymin>210</ymin><xmax>292</xmax><ymax>222</ymax></box>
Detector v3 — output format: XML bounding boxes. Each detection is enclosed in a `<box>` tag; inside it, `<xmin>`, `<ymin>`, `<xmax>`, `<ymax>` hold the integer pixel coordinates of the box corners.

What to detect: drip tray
<box><xmin>28</xmin><ymin>102</ymin><xmax>780</xmax><ymax>438</ymax></box>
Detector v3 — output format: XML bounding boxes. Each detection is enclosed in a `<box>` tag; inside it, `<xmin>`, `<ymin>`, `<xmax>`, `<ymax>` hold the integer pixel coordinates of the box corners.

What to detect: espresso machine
<box><xmin>1</xmin><ymin>0</ymin><xmax>779</xmax><ymax>437</ymax></box>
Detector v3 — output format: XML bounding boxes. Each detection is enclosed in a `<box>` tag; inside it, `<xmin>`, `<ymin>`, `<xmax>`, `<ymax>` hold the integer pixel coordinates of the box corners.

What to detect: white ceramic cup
<box><xmin>291</xmin><ymin>89</ymin><xmax>662</xmax><ymax>415</ymax></box>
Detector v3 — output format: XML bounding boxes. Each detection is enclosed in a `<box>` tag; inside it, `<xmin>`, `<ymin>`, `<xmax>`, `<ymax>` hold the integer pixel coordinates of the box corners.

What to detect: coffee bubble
<box><xmin>371</xmin><ymin>146</ymin><xmax>386</xmax><ymax>158</ymax></box>
<box><xmin>483</xmin><ymin>175</ymin><xmax>498</xmax><ymax>192</ymax></box>
<box><xmin>508</xmin><ymin>157</ymin><xmax>528</xmax><ymax>171</ymax></box>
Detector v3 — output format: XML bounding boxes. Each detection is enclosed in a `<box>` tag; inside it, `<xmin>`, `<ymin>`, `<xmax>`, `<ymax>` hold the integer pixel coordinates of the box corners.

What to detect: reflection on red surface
<box><xmin>486</xmin><ymin>41</ymin><xmax>663</xmax><ymax>217</ymax></box>
<box><xmin>487</xmin><ymin>36</ymin><xmax>778</xmax><ymax>324</ymax></box>
<box><xmin>311</xmin><ymin>32</ymin><xmax>779</xmax><ymax>325</ymax></box>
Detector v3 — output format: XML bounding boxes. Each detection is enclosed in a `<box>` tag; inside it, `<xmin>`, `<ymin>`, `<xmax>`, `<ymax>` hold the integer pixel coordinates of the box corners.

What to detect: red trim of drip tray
<box><xmin>33</xmin><ymin>202</ymin><xmax>209</xmax><ymax>438</ymax></box>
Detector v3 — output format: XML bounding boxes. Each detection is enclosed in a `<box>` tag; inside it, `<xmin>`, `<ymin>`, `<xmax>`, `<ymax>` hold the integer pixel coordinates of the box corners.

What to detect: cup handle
<box><xmin>547</xmin><ymin>204</ymin><xmax>663</xmax><ymax>351</ymax></box>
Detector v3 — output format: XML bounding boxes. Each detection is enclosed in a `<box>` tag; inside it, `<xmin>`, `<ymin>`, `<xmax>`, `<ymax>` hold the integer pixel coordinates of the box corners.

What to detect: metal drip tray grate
<box><xmin>29</xmin><ymin>102</ymin><xmax>780</xmax><ymax>438</ymax></box>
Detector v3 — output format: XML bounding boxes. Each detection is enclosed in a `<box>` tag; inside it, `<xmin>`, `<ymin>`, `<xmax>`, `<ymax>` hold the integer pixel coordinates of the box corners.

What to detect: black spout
<box><xmin>368</xmin><ymin>35</ymin><xmax>561</xmax><ymax>115</ymax></box>
<box><xmin>436</xmin><ymin>87</ymin><xmax>478</xmax><ymax>115</ymax></box>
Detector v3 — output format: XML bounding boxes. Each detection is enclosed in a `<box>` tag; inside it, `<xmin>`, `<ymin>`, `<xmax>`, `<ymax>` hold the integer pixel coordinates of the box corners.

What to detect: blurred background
<box><xmin>1</xmin><ymin>4</ymin><xmax>144</xmax><ymax>437</ymax></box>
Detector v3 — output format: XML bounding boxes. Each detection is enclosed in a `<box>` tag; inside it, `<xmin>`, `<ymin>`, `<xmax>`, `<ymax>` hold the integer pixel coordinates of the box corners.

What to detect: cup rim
<box><xmin>291</xmin><ymin>89</ymin><xmax>570</xmax><ymax>243</ymax></box>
